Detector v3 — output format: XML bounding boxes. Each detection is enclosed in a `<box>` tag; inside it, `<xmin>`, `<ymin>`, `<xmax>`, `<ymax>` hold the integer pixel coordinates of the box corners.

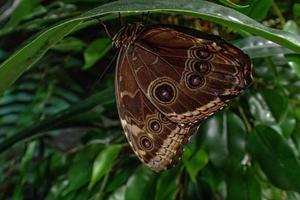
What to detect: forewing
<box><xmin>128</xmin><ymin>25</ymin><xmax>252</xmax><ymax>124</ymax></box>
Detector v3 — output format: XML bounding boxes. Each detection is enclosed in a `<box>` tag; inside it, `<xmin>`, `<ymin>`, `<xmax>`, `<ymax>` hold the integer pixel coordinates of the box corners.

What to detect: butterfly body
<box><xmin>114</xmin><ymin>24</ymin><xmax>252</xmax><ymax>172</ymax></box>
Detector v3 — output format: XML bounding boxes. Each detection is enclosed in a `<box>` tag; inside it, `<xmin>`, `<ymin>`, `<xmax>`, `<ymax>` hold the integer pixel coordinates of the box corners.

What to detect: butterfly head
<box><xmin>112</xmin><ymin>23</ymin><xmax>144</xmax><ymax>49</ymax></box>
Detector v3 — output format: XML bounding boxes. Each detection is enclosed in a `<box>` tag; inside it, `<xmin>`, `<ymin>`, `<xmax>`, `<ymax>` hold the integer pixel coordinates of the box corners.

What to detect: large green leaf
<box><xmin>1</xmin><ymin>0</ymin><xmax>300</xmax><ymax>95</ymax></box>
<box><xmin>0</xmin><ymin>20</ymin><xmax>81</xmax><ymax>94</ymax></box>
<box><xmin>247</xmin><ymin>125</ymin><xmax>300</xmax><ymax>191</ymax></box>
<box><xmin>84</xmin><ymin>0</ymin><xmax>300</xmax><ymax>52</ymax></box>
<box><xmin>88</xmin><ymin>144</ymin><xmax>122</xmax><ymax>190</ymax></box>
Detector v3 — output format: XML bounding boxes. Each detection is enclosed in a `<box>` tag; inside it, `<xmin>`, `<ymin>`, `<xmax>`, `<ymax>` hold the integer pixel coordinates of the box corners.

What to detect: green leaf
<box><xmin>83</xmin><ymin>38</ymin><xmax>111</xmax><ymax>69</ymax></box>
<box><xmin>0</xmin><ymin>20</ymin><xmax>81</xmax><ymax>95</ymax></box>
<box><xmin>200</xmin><ymin>112</ymin><xmax>246</xmax><ymax>169</ymax></box>
<box><xmin>249</xmin><ymin>89</ymin><xmax>296</xmax><ymax>137</ymax></box>
<box><xmin>237</xmin><ymin>0</ymin><xmax>272</xmax><ymax>21</ymax></box>
<box><xmin>247</xmin><ymin>125</ymin><xmax>300</xmax><ymax>191</ymax></box>
<box><xmin>227</xmin><ymin>166</ymin><xmax>261</xmax><ymax>200</ymax></box>
<box><xmin>1</xmin><ymin>0</ymin><xmax>300</xmax><ymax>96</ymax></box>
<box><xmin>155</xmin><ymin>168</ymin><xmax>180</xmax><ymax>200</ymax></box>
<box><xmin>260</xmin><ymin>90</ymin><xmax>288</xmax><ymax>123</ymax></box>
<box><xmin>106</xmin><ymin>169</ymin><xmax>131</xmax><ymax>192</ymax></box>
<box><xmin>66</xmin><ymin>160</ymin><xmax>91</xmax><ymax>193</ymax></box>
<box><xmin>0</xmin><ymin>87</ymin><xmax>114</xmax><ymax>153</ymax></box>
<box><xmin>108</xmin><ymin>186</ymin><xmax>126</xmax><ymax>200</ymax></box>
<box><xmin>20</xmin><ymin>141</ymin><xmax>37</xmax><ymax>172</ymax></box>
<box><xmin>286</xmin><ymin>54</ymin><xmax>300</xmax><ymax>78</ymax></box>
<box><xmin>284</xmin><ymin>20</ymin><xmax>300</xmax><ymax>35</ymax></box>
<box><xmin>293</xmin><ymin>3</ymin><xmax>300</xmax><ymax>19</ymax></box>
<box><xmin>52</xmin><ymin>37</ymin><xmax>87</xmax><ymax>53</ymax></box>
<box><xmin>64</xmin><ymin>144</ymin><xmax>102</xmax><ymax>195</ymax></box>
<box><xmin>88</xmin><ymin>144</ymin><xmax>122</xmax><ymax>190</ymax></box>
<box><xmin>125</xmin><ymin>166</ymin><xmax>156</xmax><ymax>200</ymax></box>
<box><xmin>85</xmin><ymin>0</ymin><xmax>300</xmax><ymax>52</ymax></box>
<box><xmin>235</xmin><ymin>36</ymin><xmax>293</xmax><ymax>58</ymax></box>
<box><xmin>219</xmin><ymin>0</ymin><xmax>249</xmax><ymax>9</ymax></box>
<box><xmin>5</xmin><ymin>0</ymin><xmax>40</xmax><ymax>27</ymax></box>
<box><xmin>183</xmin><ymin>147</ymin><xmax>208</xmax><ymax>182</ymax></box>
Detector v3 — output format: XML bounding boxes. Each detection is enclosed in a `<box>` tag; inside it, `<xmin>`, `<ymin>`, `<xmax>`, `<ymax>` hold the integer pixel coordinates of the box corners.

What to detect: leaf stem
<box><xmin>238</xmin><ymin>105</ymin><xmax>252</xmax><ymax>133</ymax></box>
<box><xmin>272</xmin><ymin>2</ymin><xmax>286</xmax><ymax>28</ymax></box>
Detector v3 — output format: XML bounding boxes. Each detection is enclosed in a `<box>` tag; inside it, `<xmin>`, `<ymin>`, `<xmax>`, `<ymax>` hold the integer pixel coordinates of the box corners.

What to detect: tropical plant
<box><xmin>0</xmin><ymin>0</ymin><xmax>300</xmax><ymax>199</ymax></box>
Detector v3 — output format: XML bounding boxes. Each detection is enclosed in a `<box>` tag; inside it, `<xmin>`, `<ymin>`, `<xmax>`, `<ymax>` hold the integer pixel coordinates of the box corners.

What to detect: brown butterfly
<box><xmin>113</xmin><ymin>24</ymin><xmax>252</xmax><ymax>172</ymax></box>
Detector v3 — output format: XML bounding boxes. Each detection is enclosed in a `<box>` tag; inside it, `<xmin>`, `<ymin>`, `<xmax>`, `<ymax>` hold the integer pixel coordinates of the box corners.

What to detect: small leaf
<box><xmin>155</xmin><ymin>168</ymin><xmax>180</xmax><ymax>200</ymax></box>
<box><xmin>247</xmin><ymin>125</ymin><xmax>300</xmax><ymax>191</ymax></box>
<box><xmin>260</xmin><ymin>90</ymin><xmax>288</xmax><ymax>123</ymax></box>
<box><xmin>125</xmin><ymin>166</ymin><xmax>156</xmax><ymax>200</ymax></box>
<box><xmin>227</xmin><ymin>166</ymin><xmax>261</xmax><ymax>200</ymax></box>
<box><xmin>200</xmin><ymin>112</ymin><xmax>246</xmax><ymax>169</ymax></box>
<box><xmin>5</xmin><ymin>0</ymin><xmax>39</xmax><ymax>27</ymax></box>
<box><xmin>286</xmin><ymin>54</ymin><xmax>300</xmax><ymax>78</ymax></box>
<box><xmin>238</xmin><ymin>0</ymin><xmax>272</xmax><ymax>21</ymax></box>
<box><xmin>83</xmin><ymin>38</ymin><xmax>111</xmax><ymax>70</ymax></box>
<box><xmin>249</xmin><ymin>90</ymin><xmax>296</xmax><ymax>137</ymax></box>
<box><xmin>66</xmin><ymin>160</ymin><xmax>90</xmax><ymax>194</ymax></box>
<box><xmin>106</xmin><ymin>169</ymin><xmax>131</xmax><ymax>192</ymax></box>
<box><xmin>108</xmin><ymin>186</ymin><xmax>126</xmax><ymax>200</ymax></box>
<box><xmin>53</xmin><ymin>37</ymin><xmax>87</xmax><ymax>52</ymax></box>
<box><xmin>293</xmin><ymin>3</ymin><xmax>300</xmax><ymax>19</ymax></box>
<box><xmin>88</xmin><ymin>144</ymin><xmax>122</xmax><ymax>190</ymax></box>
<box><xmin>284</xmin><ymin>20</ymin><xmax>300</xmax><ymax>36</ymax></box>
<box><xmin>183</xmin><ymin>147</ymin><xmax>208</xmax><ymax>182</ymax></box>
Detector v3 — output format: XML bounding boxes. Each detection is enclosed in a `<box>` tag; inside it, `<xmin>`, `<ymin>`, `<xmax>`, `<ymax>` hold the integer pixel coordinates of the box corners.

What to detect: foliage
<box><xmin>0</xmin><ymin>0</ymin><xmax>300</xmax><ymax>199</ymax></box>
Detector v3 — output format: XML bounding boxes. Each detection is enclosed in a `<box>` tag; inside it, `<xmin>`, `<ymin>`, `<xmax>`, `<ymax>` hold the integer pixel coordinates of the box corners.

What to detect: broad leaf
<box><xmin>247</xmin><ymin>125</ymin><xmax>300</xmax><ymax>191</ymax></box>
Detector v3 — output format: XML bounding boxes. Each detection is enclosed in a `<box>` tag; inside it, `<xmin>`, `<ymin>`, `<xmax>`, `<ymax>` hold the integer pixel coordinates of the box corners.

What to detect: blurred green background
<box><xmin>1</xmin><ymin>0</ymin><xmax>300</xmax><ymax>199</ymax></box>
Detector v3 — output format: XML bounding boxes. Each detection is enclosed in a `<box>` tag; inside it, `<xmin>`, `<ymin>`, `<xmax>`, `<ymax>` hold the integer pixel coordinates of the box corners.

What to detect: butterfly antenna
<box><xmin>91</xmin><ymin>17</ymin><xmax>112</xmax><ymax>39</ymax></box>
<box><xmin>145</xmin><ymin>12</ymin><xmax>150</xmax><ymax>25</ymax></box>
<box><xmin>118</xmin><ymin>12</ymin><xmax>123</xmax><ymax>27</ymax></box>
<box><xmin>90</xmin><ymin>53</ymin><xmax>117</xmax><ymax>93</ymax></box>
<box><xmin>100</xmin><ymin>20</ymin><xmax>112</xmax><ymax>39</ymax></box>
<box><xmin>141</xmin><ymin>12</ymin><xmax>145</xmax><ymax>23</ymax></box>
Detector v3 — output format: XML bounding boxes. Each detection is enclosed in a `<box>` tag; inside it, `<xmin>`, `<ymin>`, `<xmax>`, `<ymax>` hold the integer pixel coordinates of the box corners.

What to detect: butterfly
<box><xmin>113</xmin><ymin>23</ymin><xmax>252</xmax><ymax>172</ymax></box>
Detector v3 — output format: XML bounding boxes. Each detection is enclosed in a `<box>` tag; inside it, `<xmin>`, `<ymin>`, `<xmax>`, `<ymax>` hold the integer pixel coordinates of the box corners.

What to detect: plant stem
<box><xmin>272</xmin><ymin>1</ymin><xmax>285</xmax><ymax>27</ymax></box>
<box><xmin>238</xmin><ymin>105</ymin><xmax>252</xmax><ymax>133</ymax></box>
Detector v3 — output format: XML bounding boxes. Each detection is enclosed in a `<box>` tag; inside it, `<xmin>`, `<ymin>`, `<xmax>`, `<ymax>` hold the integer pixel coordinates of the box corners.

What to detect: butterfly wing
<box><xmin>115</xmin><ymin>24</ymin><xmax>252</xmax><ymax>171</ymax></box>
<box><xmin>127</xmin><ymin>25</ymin><xmax>252</xmax><ymax>125</ymax></box>
<box><xmin>115</xmin><ymin>47</ymin><xmax>197</xmax><ymax>172</ymax></box>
